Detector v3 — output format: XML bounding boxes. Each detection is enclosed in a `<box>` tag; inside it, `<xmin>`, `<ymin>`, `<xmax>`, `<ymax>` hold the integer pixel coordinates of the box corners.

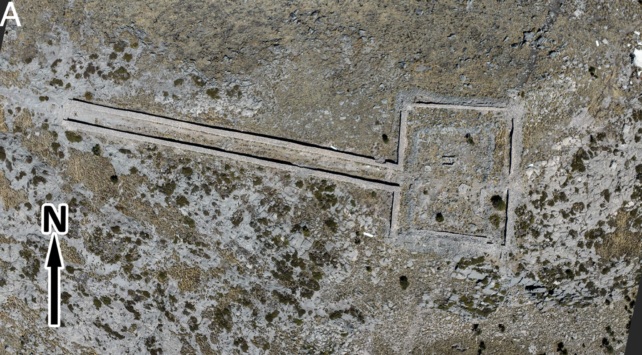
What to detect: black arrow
<box><xmin>625</xmin><ymin>275</ymin><xmax>642</xmax><ymax>354</ymax></box>
<box><xmin>45</xmin><ymin>233</ymin><xmax>64</xmax><ymax>327</ymax></box>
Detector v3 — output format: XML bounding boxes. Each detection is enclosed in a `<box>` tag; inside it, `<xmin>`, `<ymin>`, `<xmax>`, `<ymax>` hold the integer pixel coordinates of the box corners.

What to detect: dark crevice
<box><xmin>418</xmin><ymin>229</ymin><xmax>489</xmax><ymax>239</ymax></box>
<box><xmin>441</xmin><ymin>155</ymin><xmax>456</xmax><ymax>166</ymax></box>
<box><xmin>503</xmin><ymin>189</ymin><xmax>510</xmax><ymax>246</ymax></box>
<box><xmin>414</xmin><ymin>100</ymin><xmax>508</xmax><ymax>110</ymax></box>
<box><xmin>65</xmin><ymin>118</ymin><xmax>401</xmax><ymax>188</ymax></box>
<box><xmin>508</xmin><ymin>118</ymin><xmax>515</xmax><ymax>175</ymax></box>
<box><xmin>394</xmin><ymin>110</ymin><xmax>404</xmax><ymax>165</ymax></box>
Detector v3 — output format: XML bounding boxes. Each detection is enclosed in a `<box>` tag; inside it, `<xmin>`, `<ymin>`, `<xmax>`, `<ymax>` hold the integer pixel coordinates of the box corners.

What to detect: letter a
<box><xmin>1</xmin><ymin>2</ymin><xmax>21</xmax><ymax>27</ymax></box>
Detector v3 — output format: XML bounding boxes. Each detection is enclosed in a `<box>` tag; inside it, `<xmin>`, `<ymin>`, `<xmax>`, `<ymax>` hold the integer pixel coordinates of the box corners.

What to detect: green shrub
<box><xmin>491</xmin><ymin>195</ymin><xmax>506</xmax><ymax>211</ymax></box>
<box><xmin>399</xmin><ymin>275</ymin><xmax>409</xmax><ymax>290</ymax></box>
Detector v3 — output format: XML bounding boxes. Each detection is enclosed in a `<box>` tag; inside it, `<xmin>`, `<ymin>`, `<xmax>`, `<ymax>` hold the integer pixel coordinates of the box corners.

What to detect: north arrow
<box><xmin>45</xmin><ymin>233</ymin><xmax>64</xmax><ymax>327</ymax></box>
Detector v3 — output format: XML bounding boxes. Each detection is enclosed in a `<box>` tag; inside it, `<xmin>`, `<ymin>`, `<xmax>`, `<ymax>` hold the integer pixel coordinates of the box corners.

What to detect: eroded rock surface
<box><xmin>0</xmin><ymin>0</ymin><xmax>640</xmax><ymax>354</ymax></box>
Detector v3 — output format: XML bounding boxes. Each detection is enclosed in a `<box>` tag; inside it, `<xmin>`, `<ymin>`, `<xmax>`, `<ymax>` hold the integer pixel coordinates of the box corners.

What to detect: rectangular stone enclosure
<box><xmin>399</xmin><ymin>107</ymin><xmax>512</xmax><ymax>244</ymax></box>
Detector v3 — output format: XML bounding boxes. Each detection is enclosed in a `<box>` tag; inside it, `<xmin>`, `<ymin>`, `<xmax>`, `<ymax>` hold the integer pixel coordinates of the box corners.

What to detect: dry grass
<box><xmin>168</xmin><ymin>263</ymin><xmax>202</xmax><ymax>292</ymax></box>
<box><xmin>0</xmin><ymin>103</ymin><xmax>8</xmax><ymax>133</ymax></box>
<box><xmin>597</xmin><ymin>210</ymin><xmax>641</xmax><ymax>261</ymax></box>
<box><xmin>0</xmin><ymin>171</ymin><xmax>26</xmax><ymax>211</ymax></box>
<box><xmin>23</xmin><ymin>128</ymin><xmax>58</xmax><ymax>167</ymax></box>
<box><xmin>11</xmin><ymin>108</ymin><xmax>33</xmax><ymax>133</ymax></box>
<box><xmin>66</xmin><ymin>148</ymin><xmax>116</xmax><ymax>205</ymax></box>
<box><xmin>60</xmin><ymin>240</ymin><xmax>85</xmax><ymax>265</ymax></box>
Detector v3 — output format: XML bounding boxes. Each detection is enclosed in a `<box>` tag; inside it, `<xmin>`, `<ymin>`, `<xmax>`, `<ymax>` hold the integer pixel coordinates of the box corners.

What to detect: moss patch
<box><xmin>191</xmin><ymin>75</ymin><xmax>206</xmax><ymax>87</ymax></box>
<box><xmin>489</xmin><ymin>214</ymin><xmax>501</xmax><ymax>228</ymax></box>
<box><xmin>265</xmin><ymin>310</ymin><xmax>279</xmax><ymax>323</ymax></box>
<box><xmin>206</xmin><ymin>88</ymin><xmax>221</xmax><ymax>100</ymax></box>
<box><xmin>571</xmin><ymin>148</ymin><xmax>589</xmax><ymax>172</ymax></box>
<box><xmin>65</xmin><ymin>131</ymin><xmax>83</xmax><ymax>143</ymax></box>
<box><xmin>110</xmin><ymin>66</ymin><xmax>131</xmax><ymax>82</ymax></box>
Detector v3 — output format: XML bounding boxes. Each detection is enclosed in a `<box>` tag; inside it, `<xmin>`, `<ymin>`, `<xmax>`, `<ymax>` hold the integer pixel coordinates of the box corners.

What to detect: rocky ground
<box><xmin>0</xmin><ymin>0</ymin><xmax>641</xmax><ymax>354</ymax></box>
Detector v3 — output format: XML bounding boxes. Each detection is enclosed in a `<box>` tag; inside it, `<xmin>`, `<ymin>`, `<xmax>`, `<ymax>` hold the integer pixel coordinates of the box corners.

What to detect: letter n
<box><xmin>41</xmin><ymin>203</ymin><xmax>68</xmax><ymax>235</ymax></box>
